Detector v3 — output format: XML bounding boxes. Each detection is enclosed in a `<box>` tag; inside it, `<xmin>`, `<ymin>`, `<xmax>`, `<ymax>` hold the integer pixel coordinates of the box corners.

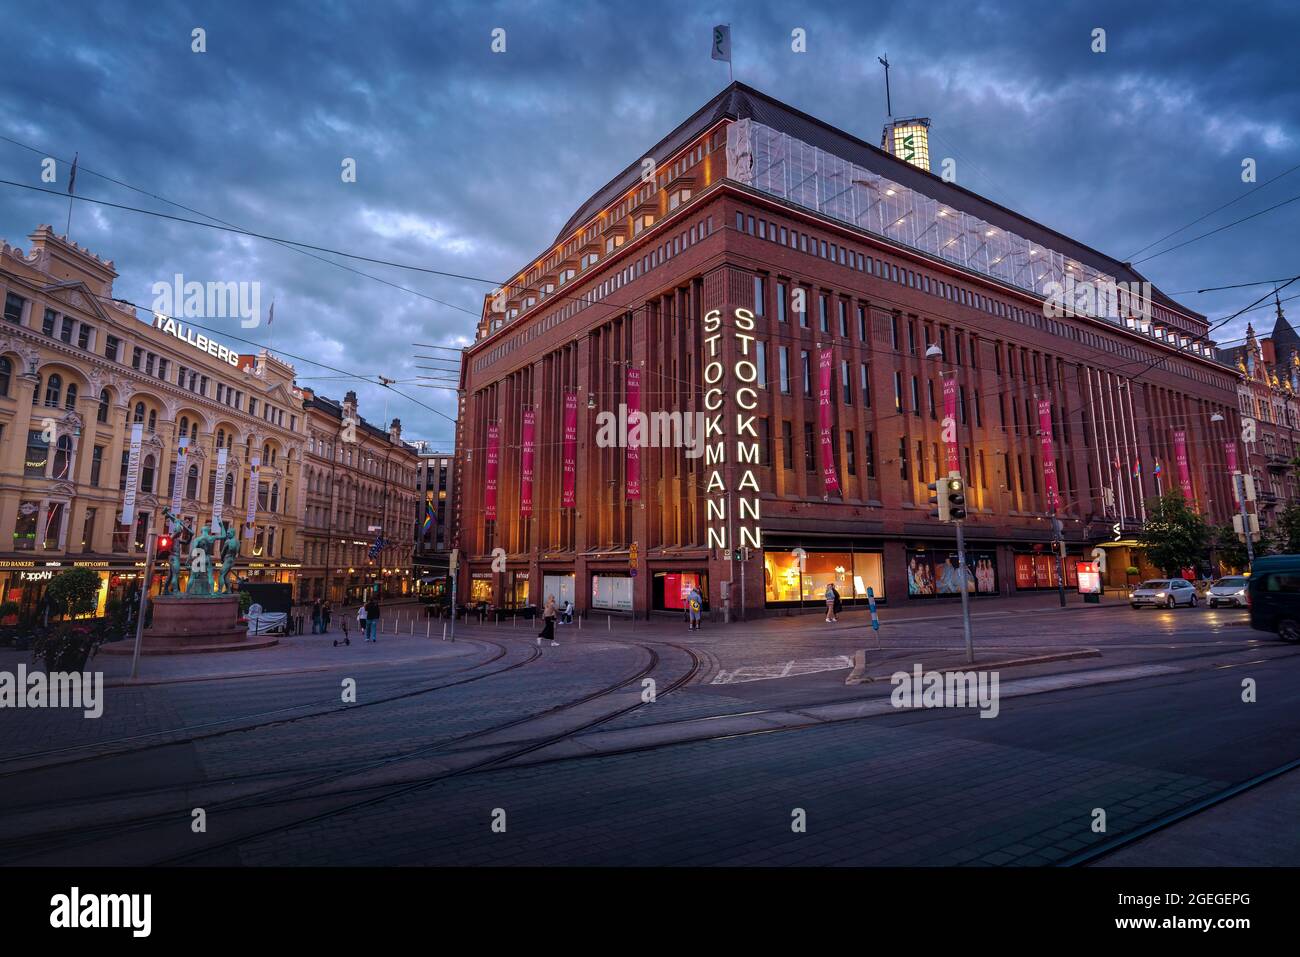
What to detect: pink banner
<box><xmin>943</xmin><ymin>376</ymin><xmax>959</xmax><ymax>475</ymax></box>
<box><xmin>1038</xmin><ymin>399</ymin><xmax>1059</xmax><ymax>513</ymax></box>
<box><xmin>520</xmin><ymin>408</ymin><xmax>535</xmax><ymax>518</ymax></box>
<box><xmin>626</xmin><ymin>367</ymin><xmax>641</xmax><ymax>500</ymax></box>
<box><xmin>818</xmin><ymin>349</ymin><xmax>840</xmax><ymax>493</ymax></box>
<box><xmin>485</xmin><ymin>422</ymin><xmax>500</xmax><ymax>521</ymax></box>
<box><xmin>1225</xmin><ymin>441</ymin><xmax>1238</xmax><ymax>474</ymax></box>
<box><xmin>1174</xmin><ymin>429</ymin><xmax>1193</xmax><ymax>500</ymax></box>
<box><xmin>562</xmin><ymin>391</ymin><xmax>577</xmax><ymax>508</ymax></box>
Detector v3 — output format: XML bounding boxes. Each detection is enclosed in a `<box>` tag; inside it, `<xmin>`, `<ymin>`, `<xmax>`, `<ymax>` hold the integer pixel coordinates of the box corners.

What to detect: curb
<box><xmin>845</xmin><ymin>648</ymin><xmax>1102</xmax><ymax>685</ymax></box>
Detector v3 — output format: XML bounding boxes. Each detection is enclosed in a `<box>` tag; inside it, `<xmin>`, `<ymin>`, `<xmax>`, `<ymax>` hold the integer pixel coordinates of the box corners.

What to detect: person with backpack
<box><xmin>687</xmin><ymin>585</ymin><xmax>703</xmax><ymax>631</ymax></box>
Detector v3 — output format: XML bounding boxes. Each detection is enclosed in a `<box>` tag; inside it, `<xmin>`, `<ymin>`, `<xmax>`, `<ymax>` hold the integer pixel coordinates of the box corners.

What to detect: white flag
<box><xmin>711</xmin><ymin>25</ymin><xmax>731</xmax><ymax>62</ymax></box>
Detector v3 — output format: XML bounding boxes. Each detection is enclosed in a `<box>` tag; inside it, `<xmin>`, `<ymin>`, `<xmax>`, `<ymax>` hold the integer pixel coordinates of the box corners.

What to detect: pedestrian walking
<box><xmin>561</xmin><ymin>599</ymin><xmax>573</xmax><ymax>624</ymax></box>
<box><xmin>537</xmin><ymin>594</ymin><xmax>559</xmax><ymax>647</ymax></box>
<box><xmin>687</xmin><ymin>585</ymin><xmax>703</xmax><ymax>631</ymax></box>
<box><xmin>824</xmin><ymin>583</ymin><xmax>840</xmax><ymax>623</ymax></box>
<box><xmin>322</xmin><ymin>600</ymin><xmax>332</xmax><ymax>633</ymax></box>
<box><xmin>356</xmin><ymin>602</ymin><xmax>368</xmax><ymax>641</ymax></box>
<box><xmin>311</xmin><ymin>598</ymin><xmax>322</xmax><ymax>635</ymax></box>
<box><xmin>364</xmin><ymin>597</ymin><xmax>380</xmax><ymax>642</ymax></box>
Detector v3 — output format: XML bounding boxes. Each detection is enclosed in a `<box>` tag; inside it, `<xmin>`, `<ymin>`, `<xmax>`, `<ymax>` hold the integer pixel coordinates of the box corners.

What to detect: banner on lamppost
<box><xmin>1174</xmin><ymin>429</ymin><xmax>1193</xmax><ymax>500</ymax></box>
<box><xmin>943</xmin><ymin>376</ymin><xmax>960</xmax><ymax>474</ymax></box>
<box><xmin>169</xmin><ymin>437</ymin><xmax>189</xmax><ymax>513</ymax></box>
<box><xmin>244</xmin><ymin>453</ymin><xmax>260</xmax><ymax>539</ymax></box>
<box><xmin>817</xmin><ymin>349</ymin><xmax>839</xmax><ymax>493</ymax></box>
<box><xmin>626</xmin><ymin>367</ymin><xmax>641</xmax><ymax>499</ymax></box>
<box><xmin>520</xmin><ymin>408</ymin><xmax>535</xmax><ymax>518</ymax></box>
<box><xmin>562</xmin><ymin>391</ymin><xmax>577</xmax><ymax>508</ymax></box>
<box><xmin>485</xmin><ymin>422</ymin><xmax>500</xmax><ymax>521</ymax></box>
<box><xmin>1225</xmin><ymin>441</ymin><xmax>1238</xmax><ymax>474</ymax></box>
<box><xmin>212</xmin><ymin>446</ymin><xmax>229</xmax><ymax>528</ymax></box>
<box><xmin>120</xmin><ymin>423</ymin><xmax>144</xmax><ymax>526</ymax></box>
<box><xmin>1038</xmin><ymin>399</ymin><xmax>1059</xmax><ymax>513</ymax></box>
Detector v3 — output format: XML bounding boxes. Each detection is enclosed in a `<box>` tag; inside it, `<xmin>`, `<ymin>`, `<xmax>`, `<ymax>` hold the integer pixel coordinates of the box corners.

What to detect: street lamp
<box><xmin>925</xmin><ymin>343</ymin><xmax>943</xmax><ymax>359</ymax></box>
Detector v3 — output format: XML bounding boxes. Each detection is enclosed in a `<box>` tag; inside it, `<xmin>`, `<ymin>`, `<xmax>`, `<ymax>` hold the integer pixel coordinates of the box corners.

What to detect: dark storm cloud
<box><xmin>1</xmin><ymin>0</ymin><xmax>1296</xmax><ymax>442</ymax></box>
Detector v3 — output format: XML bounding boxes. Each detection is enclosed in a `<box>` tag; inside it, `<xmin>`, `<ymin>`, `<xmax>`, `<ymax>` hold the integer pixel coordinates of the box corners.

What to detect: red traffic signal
<box><xmin>156</xmin><ymin>534</ymin><xmax>173</xmax><ymax>559</ymax></box>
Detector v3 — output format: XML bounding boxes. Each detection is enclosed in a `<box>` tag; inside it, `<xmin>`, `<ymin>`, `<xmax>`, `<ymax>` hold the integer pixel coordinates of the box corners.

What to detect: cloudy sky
<box><xmin>1</xmin><ymin>0</ymin><xmax>1296</xmax><ymax>443</ymax></box>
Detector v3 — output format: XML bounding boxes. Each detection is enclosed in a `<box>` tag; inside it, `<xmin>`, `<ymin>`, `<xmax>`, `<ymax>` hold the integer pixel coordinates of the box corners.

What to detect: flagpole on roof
<box><xmin>65</xmin><ymin>152</ymin><xmax>78</xmax><ymax>238</ymax></box>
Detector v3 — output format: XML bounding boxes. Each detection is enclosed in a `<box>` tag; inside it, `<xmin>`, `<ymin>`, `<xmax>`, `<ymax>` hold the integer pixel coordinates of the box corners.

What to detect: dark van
<box><xmin>1246</xmin><ymin>555</ymin><xmax>1300</xmax><ymax>642</ymax></box>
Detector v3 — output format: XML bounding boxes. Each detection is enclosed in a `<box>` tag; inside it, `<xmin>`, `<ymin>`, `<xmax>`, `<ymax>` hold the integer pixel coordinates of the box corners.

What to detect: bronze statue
<box><xmin>217</xmin><ymin>523</ymin><xmax>239</xmax><ymax>593</ymax></box>
<box><xmin>186</xmin><ymin>523</ymin><xmax>218</xmax><ymax>596</ymax></box>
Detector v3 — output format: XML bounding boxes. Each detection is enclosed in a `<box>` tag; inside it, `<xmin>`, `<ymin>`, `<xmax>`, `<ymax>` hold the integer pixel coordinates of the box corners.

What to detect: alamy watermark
<box><xmin>151</xmin><ymin>273</ymin><xmax>262</xmax><ymax>328</ymax></box>
<box><xmin>0</xmin><ymin>665</ymin><xmax>103</xmax><ymax>718</ymax></box>
<box><xmin>1042</xmin><ymin>277</ymin><xmax>1153</xmax><ymax>322</ymax></box>
<box><xmin>890</xmin><ymin>664</ymin><xmax>1000</xmax><ymax>718</ymax></box>
<box><xmin>595</xmin><ymin>404</ymin><xmax>707</xmax><ymax>459</ymax></box>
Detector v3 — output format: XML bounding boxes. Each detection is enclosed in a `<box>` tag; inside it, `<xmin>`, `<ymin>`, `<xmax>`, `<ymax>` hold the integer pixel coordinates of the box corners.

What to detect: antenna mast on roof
<box><xmin>878</xmin><ymin>53</ymin><xmax>892</xmax><ymax>118</ymax></box>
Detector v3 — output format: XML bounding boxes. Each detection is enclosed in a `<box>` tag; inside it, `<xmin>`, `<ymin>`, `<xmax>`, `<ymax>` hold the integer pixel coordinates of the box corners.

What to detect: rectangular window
<box><xmin>911</xmin><ymin>376</ymin><xmax>921</xmax><ymax>415</ymax></box>
<box><xmin>819</xmin><ymin>295</ymin><xmax>828</xmax><ymax>333</ymax></box>
<box><xmin>846</xmin><ymin>430</ymin><xmax>856</xmax><ymax>475</ymax></box>
<box><xmin>841</xmin><ymin>359</ymin><xmax>851</xmax><ymax>404</ymax></box>
<box><xmin>865</xmin><ymin>431</ymin><xmax>875</xmax><ymax>478</ymax></box>
<box><xmin>104</xmin><ymin>334</ymin><xmax>119</xmax><ymax>360</ymax></box>
<box><xmin>899</xmin><ymin>438</ymin><xmax>909</xmax><ymax>481</ymax></box>
<box><xmin>25</xmin><ymin>430</ymin><xmax>48</xmax><ymax>478</ymax></box>
<box><xmin>60</xmin><ymin>316</ymin><xmax>74</xmax><ymax>343</ymax></box>
<box><xmin>804</xmin><ymin>422</ymin><xmax>817</xmax><ymax>472</ymax></box>
<box><xmin>43</xmin><ymin>309</ymin><xmax>57</xmax><ymax>336</ymax></box>
<box><xmin>3</xmin><ymin>292</ymin><xmax>25</xmax><ymax>323</ymax></box>
<box><xmin>857</xmin><ymin>305</ymin><xmax>866</xmax><ymax>340</ymax></box>
<box><xmin>861</xmin><ymin>363</ymin><xmax>871</xmax><ymax>407</ymax></box>
<box><xmin>77</xmin><ymin>324</ymin><xmax>92</xmax><ymax>349</ymax></box>
<box><xmin>90</xmin><ymin>445</ymin><xmax>104</xmax><ymax>486</ymax></box>
<box><xmin>894</xmin><ymin>371</ymin><xmax>903</xmax><ymax>412</ymax></box>
<box><xmin>776</xmin><ymin>282</ymin><xmax>787</xmax><ymax>322</ymax></box>
<box><xmin>13</xmin><ymin>500</ymin><xmax>38</xmax><ymax>550</ymax></box>
<box><xmin>753</xmin><ymin>275</ymin><xmax>765</xmax><ymax>316</ymax></box>
<box><xmin>756</xmin><ymin>341</ymin><xmax>768</xmax><ymax>390</ymax></box>
<box><xmin>782</xmin><ymin>420</ymin><xmax>794</xmax><ymax>470</ymax></box>
<box><xmin>801</xmin><ymin>351</ymin><xmax>812</xmax><ymax>396</ymax></box>
<box><xmin>779</xmin><ymin>347</ymin><xmax>790</xmax><ymax>393</ymax></box>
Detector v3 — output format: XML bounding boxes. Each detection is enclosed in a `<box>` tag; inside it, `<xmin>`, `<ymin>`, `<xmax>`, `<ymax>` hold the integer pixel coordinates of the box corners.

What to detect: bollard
<box><xmin>578</xmin><ymin>613</ymin><xmax>582</xmax><ymax>630</ymax></box>
<box><xmin>607</xmin><ymin>615</ymin><xmax>611</xmax><ymax>631</ymax></box>
<box><xmin>442</xmin><ymin>622</ymin><xmax>447</xmax><ymax>640</ymax></box>
<box><xmin>427</xmin><ymin>620</ymin><xmax>431</xmax><ymax>639</ymax></box>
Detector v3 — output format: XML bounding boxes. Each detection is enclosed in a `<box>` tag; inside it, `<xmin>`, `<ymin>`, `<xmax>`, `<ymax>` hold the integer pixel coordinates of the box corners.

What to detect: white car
<box><xmin>1130</xmin><ymin>578</ymin><xmax>1198</xmax><ymax>609</ymax></box>
<box><xmin>1206</xmin><ymin>576</ymin><xmax>1249</xmax><ymax>608</ymax></box>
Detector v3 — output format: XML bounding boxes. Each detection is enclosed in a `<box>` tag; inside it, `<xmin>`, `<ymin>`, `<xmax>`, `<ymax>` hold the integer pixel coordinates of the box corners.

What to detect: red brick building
<box><xmin>455</xmin><ymin>83</ymin><xmax>1241</xmax><ymax>619</ymax></box>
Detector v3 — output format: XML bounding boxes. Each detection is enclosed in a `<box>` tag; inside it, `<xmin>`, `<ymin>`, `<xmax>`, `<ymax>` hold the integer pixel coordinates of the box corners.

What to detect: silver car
<box><xmin>1130</xmin><ymin>578</ymin><xmax>1198</xmax><ymax>609</ymax></box>
<box><xmin>1206</xmin><ymin>575</ymin><xmax>1249</xmax><ymax>608</ymax></box>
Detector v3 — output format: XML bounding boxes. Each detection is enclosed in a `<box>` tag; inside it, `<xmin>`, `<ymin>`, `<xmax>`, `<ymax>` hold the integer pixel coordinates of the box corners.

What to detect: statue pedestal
<box><xmin>123</xmin><ymin>595</ymin><xmax>276</xmax><ymax>654</ymax></box>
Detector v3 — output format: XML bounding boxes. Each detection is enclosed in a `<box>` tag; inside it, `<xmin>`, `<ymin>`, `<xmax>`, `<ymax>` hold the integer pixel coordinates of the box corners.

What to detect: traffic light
<box><xmin>156</xmin><ymin>534</ymin><xmax>173</xmax><ymax>561</ymax></box>
<box><xmin>927</xmin><ymin>480</ymin><xmax>950</xmax><ymax>523</ymax></box>
<box><xmin>946</xmin><ymin>475</ymin><xmax>967</xmax><ymax>522</ymax></box>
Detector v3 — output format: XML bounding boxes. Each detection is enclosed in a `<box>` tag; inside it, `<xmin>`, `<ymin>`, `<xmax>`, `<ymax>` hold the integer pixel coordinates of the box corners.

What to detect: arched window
<box><xmin>216</xmin><ymin>428</ymin><xmax>225</xmax><ymax>449</ymax></box>
<box><xmin>270</xmin><ymin>483</ymin><xmax>280</xmax><ymax>512</ymax></box>
<box><xmin>52</xmin><ymin>435</ymin><xmax>72</xmax><ymax>480</ymax></box>
<box><xmin>141</xmin><ymin>453</ymin><xmax>156</xmax><ymax>493</ymax></box>
<box><xmin>44</xmin><ymin>373</ymin><xmax>62</xmax><ymax>407</ymax></box>
<box><xmin>64</xmin><ymin>382</ymin><xmax>77</xmax><ymax>410</ymax></box>
<box><xmin>133</xmin><ymin>401</ymin><xmax>145</xmax><ymax>424</ymax></box>
<box><xmin>97</xmin><ymin>389</ymin><xmax>110</xmax><ymax>423</ymax></box>
<box><xmin>147</xmin><ymin>409</ymin><xmax>157</xmax><ymax>433</ymax></box>
<box><xmin>186</xmin><ymin>464</ymin><xmax>199</xmax><ymax>499</ymax></box>
<box><xmin>179</xmin><ymin>416</ymin><xmax>189</xmax><ymax>437</ymax></box>
<box><xmin>225</xmin><ymin>431</ymin><xmax>233</xmax><ymax>449</ymax></box>
<box><xmin>0</xmin><ymin>356</ymin><xmax>10</xmax><ymax>397</ymax></box>
<box><xmin>190</xmin><ymin>421</ymin><xmax>198</xmax><ymax>442</ymax></box>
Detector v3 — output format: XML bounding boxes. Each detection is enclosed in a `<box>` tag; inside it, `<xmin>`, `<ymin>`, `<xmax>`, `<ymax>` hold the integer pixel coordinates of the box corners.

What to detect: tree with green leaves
<box><xmin>1140</xmin><ymin>491</ymin><xmax>1211</xmax><ymax>576</ymax></box>
<box><xmin>1266</xmin><ymin>503</ymin><xmax>1300</xmax><ymax>555</ymax></box>
<box><xmin>44</xmin><ymin>567</ymin><xmax>102</xmax><ymax>620</ymax></box>
<box><xmin>1211</xmin><ymin>523</ymin><xmax>1250</xmax><ymax>573</ymax></box>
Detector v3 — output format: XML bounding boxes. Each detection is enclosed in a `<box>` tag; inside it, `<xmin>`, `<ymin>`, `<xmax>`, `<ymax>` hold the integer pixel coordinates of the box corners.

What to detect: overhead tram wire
<box><xmin>1125</xmin><ymin>160</ymin><xmax>1300</xmax><ymax>261</ymax></box>
<box><xmin>0</xmin><ymin>136</ymin><xmax>481</xmax><ymax>321</ymax></box>
<box><xmin>1130</xmin><ymin>190</ymin><xmax>1300</xmax><ymax>266</ymax></box>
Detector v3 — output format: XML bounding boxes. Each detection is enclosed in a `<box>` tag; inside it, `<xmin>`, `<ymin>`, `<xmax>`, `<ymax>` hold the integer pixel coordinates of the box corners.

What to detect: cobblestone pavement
<box><xmin>2</xmin><ymin>605</ymin><xmax>1293</xmax><ymax>867</ymax></box>
<box><xmin>231</xmin><ymin>655</ymin><xmax>1295</xmax><ymax>866</ymax></box>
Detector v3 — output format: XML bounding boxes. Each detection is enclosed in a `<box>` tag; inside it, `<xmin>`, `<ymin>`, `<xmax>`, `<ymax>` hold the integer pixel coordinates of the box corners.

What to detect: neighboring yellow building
<box><xmin>0</xmin><ymin>225</ymin><xmax>305</xmax><ymax>620</ymax></box>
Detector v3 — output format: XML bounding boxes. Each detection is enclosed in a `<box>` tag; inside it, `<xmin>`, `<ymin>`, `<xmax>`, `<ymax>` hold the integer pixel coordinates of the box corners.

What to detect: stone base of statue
<box><xmin>102</xmin><ymin>594</ymin><xmax>278</xmax><ymax>655</ymax></box>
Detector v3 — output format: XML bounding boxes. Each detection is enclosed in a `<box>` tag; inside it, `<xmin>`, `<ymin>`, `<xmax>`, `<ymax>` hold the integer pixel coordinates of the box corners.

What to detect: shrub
<box><xmin>45</xmin><ymin>567</ymin><xmax>102</xmax><ymax>620</ymax></box>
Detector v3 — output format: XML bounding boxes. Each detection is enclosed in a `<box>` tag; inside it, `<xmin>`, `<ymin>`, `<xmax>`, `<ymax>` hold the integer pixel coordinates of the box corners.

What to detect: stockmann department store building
<box><xmin>0</xmin><ymin>225</ymin><xmax>305</xmax><ymax>621</ymax></box>
<box><xmin>456</xmin><ymin>83</ymin><xmax>1238</xmax><ymax>619</ymax></box>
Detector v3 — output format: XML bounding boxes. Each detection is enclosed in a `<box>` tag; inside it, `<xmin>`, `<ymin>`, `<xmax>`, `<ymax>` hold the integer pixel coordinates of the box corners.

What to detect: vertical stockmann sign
<box><xmin>703</xmin><ymin>306</ymin><xmax>762</xmax><ymax>551</ymax></box>
<box><xmin>244</xmin><ymin>453</ymin><xmax>260</xmax><ymax>538</ymax></box>
<box><xmin>212</xmin><ymin>446</ymin><xmax>229</xmax><ymax>529</ymax></box>
<box><xmin>120</xmin><ymin>423</ymin><xmax>144</xmax><ymax>526</ymax></box>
